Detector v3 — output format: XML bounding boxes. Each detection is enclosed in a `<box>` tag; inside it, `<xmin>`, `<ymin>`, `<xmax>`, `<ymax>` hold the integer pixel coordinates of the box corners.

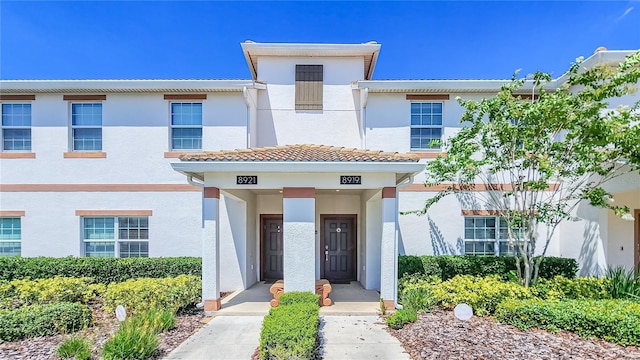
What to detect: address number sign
<box><xmin>236</xmin><ymin>175</ymin><xmax>258</xmax><ymax>185</ymax></box>
<box><xmin>340</xmin><ymin>175</ymin><xmax>361</xmax><ymax>185</ymax></box>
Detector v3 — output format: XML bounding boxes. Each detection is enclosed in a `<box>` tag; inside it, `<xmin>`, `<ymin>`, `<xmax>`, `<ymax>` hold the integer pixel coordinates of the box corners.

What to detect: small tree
<box><xmin>420</xmin><ymin>51</ymin><xmax>640</xmax><ymax>287</ymax></box>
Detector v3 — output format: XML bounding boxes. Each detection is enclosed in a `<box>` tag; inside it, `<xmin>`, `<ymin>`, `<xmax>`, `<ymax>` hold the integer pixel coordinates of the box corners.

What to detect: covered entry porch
<box><xmin>171</xmin><ymin>145</ymin><xmax>423</xmax><ymax>311</ymax></box>
<box><xmin>211</xmin><ymin>281</ymin><xmax>382</xmax><ymax>316</ymax></box>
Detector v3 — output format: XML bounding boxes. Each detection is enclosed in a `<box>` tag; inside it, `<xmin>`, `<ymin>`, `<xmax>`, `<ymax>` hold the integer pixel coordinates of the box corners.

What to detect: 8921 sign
<box><xmin>236</xmin><ymin>176</ymin><xmax>258</xmax><ymax>185</ymax></box>
<box><xmin>340</xmin><ymin>175</ymin><xmax>361</xmax><ymax>185</ymax></box>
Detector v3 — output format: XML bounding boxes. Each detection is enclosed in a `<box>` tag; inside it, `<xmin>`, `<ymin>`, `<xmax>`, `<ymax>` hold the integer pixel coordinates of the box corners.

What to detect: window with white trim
<box><xmin>464</xmin><ymin>217</ymin><xmax>526</xmax><ymax>256</ymax></box>
<box><xmin>0</xmin><ymin>217</ymin><xmax>21</xmax><ymax>256</ymax></box>
<box><xmin>1</xmin><ymin>104</ymin><xmax>32</xmax><ymax>151</ymax></box>
<box><xmin>410</xmin><ymin>102</ymin><xmax>443</xmax><ymax>150</ymax></box>
<box><xmin>170</xmin><ymin>103</ymin><xmax>202</xmax><ymax>150</ymax></box>
<box><xmin>82</xmin><ymin>217</ymin><xmax>149</xmax><ymax>257</ymax></box>
<box><xmin>71</xmin><ymin>103</ymin><xmax>102</xmax><ymax>151</ymax></box>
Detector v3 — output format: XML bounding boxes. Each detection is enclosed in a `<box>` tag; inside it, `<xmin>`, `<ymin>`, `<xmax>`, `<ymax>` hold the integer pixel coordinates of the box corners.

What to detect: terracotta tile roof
<box><xmin>179</xmin><ymin>144</ymin><xmax>419</xmax><ymax>162</ymax></box>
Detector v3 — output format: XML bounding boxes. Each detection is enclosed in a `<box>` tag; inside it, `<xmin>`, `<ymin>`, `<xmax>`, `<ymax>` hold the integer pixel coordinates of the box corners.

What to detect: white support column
<box><xmin>283</xmin><ymin>187</ymin><xmax>316</xmax><ymax>293</ymax></box>
<box><xmin>380</xmin><ymin>187</ymin><xmax>397</xmax><ymax>310</ymax></box>
<box><xmin>202</xmin><ymin>187</ymin><xmax>221</xmax><ymax>311</ymax></box>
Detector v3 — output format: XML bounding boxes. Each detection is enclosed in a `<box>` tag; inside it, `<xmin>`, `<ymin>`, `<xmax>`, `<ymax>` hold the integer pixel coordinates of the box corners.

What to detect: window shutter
<box><xmin>295</xmin><ymin>65</ymin><xmax>323</xmax><ymax>110</ymax></box>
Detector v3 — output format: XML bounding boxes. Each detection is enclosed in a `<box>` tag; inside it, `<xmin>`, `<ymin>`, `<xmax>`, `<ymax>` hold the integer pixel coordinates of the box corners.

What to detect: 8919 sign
<box><xmin>340</xmin><ymin>175</ymin><xmax>361</xmax><ymax>185</ymax></box>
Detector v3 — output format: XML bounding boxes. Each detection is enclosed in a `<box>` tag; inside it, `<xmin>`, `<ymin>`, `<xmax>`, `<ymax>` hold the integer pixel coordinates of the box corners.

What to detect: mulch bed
<box><xmin>0</xmin><ymin>291</ymin><xmax>236</xmax><ymax>359</ymax></box>
<box><xmin>0</xmin><ymin>304</ymin><xmax>208</xmax><ymax>360</ymax></box>
<box><xmin>389</xmin><ymin>310</ymin><xmax>640</xmax><ymax>360</ymax></box>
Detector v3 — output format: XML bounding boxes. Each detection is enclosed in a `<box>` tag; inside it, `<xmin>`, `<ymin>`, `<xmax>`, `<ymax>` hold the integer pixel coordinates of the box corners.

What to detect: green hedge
<box><xmin>0</xmin><ymin>257</ymin><xmax>201</xmax><ymax>284</ymax></box>
<box><xmin>534</xmin><ymin>276</ymin><xmax>610</xmax><ymax>300</ymax></box>
<box><xmin>495</xmin><ymin>299</ymin><xmax>640</xmax><ymax>346</ymax></box>
<box><xmin>259</xmin><ymin>293</ymin><xmax>320</xmax><ymax>360</ymax></box>
<box><xmin>401</xmin><ymin>275</ymin><xmax>535</xmax><ymax>316</ymax></box>
<box><xmin>103</xmin><ymin>275</ymin><xmax>201</xmax><ymax>316</ymax></box>
<box><xmin>279</xmin><ymin>291</ymin><xmax>320</xmax><ymax>306</ymax></box>
<box><xmin>398</xmin><ymin>255</ymin><xmax>578</xmax><ymax>280</ymax></box>
<box><xmin>0</xmin><ymin>302</ymin><xmax>92</xmax><ymax>341</ymax></box>
<box><xmin>0</xmin><ymin>277</ymin><xmax>105</xmax><ymax>309</ymax></box>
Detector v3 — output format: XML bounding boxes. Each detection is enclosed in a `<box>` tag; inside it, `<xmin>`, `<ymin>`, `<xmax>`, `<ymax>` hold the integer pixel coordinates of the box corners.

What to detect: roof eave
<box><xmin>0</xmin><ymin>79</ymin><xmax>265</xmax><ymax>93</ymax></box>
<box><xmin>171</xmin><ymin>160</ymin><xmax>425</xmax><ymax>175</ymax></box>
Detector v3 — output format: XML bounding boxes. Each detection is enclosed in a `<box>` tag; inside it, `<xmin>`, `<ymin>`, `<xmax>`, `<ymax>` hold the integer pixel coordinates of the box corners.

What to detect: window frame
<box><xmin>295</xmin><ymin>64</ymin><xmax>323</xmax><ymax>110</ymax></box>
<box><xmin>1</xmin><ymin>103</ymin><xmax>32</xmax><ymax>152</ymax></box>
<box><xmin>169</xmin><ymin>102</ymin><xmax>203</xmax><ymax>151</ymax></box>
<box><xmin>69</xmin><ymin>102</ymin><xmax>103</xmax><ymax>152</ymax></box>
<box><xmin>409</xmin><ymin>101</ymin><xmax>444</xmax><ymax>151</ymax></box>
<box><xmin>81</xmin><ymin>216</ymin><xmax>149</xmax><ymax>258</ymax></box>
<box><xmin>463</xmin><ymin>216</ymin><xmax>527</xmax><ymax>256</ymax></box>
<box><xmin>0</xmin><ymin>217</ymin><xmax>22</xmax><ymax>257</ymax></box>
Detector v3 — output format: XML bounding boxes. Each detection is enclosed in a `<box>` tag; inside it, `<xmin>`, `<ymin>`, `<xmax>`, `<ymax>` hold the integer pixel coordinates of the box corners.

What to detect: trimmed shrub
<box><xmin>0</xmin><ymin>277</ymin><xmax>105</xmax><ymax>309</ymax></box>
<box><xmin>103</xmin><ymin>325</ymin><xmax>159</xmax><ymax>360</ymax></box>
<box><xmin>420</xmin><ymin>256</ymin><xmax>442</xmax><ymax>277</ymax></box>
<box><xmin>103</xmin><ymin>275</ymin><xmax>201</xmax><ymax>316</ymax></box>
<box><xmin>259</xmin><ymin>302</ymin><xmax>320</xmax><ymax>360</ymax></box>
<box><xmin>537</xmin><ymin>257</ymin><xmax>579</xmax><ymax>280</ymax></box>
<box><xmin>402</xmin><ymin>275</ymin><xmax>534</xmax><ymax>316</ymax></box>
<box><xmin>0</xmin><ymin>302</ymin><xmax>92</xmax><ymax>341</ymax></box>
<box><xmin>398</xmin><ymin>256</ymin><xmax>424</xmax><ymax>277</ymax></box>
<box><xmin>386</xmin><ymin>308</ymin><xmax>418</xmax><ymax>329</ymax></box>
<box><xmin>57</xmin><ymin>337</ymin><xmax>92</xmax><ymax>360</ymax></box>
<box><xmin>495</xmin><ymin>299</ymin><xmax>640</xmax><ymax>346</ymax></box>
<box><xmin>398</xmin><ymin>255</ymin><xmax>578</xmax><ymax>281</ymax></box>
<box><xmin>0</xmin><ymin>256</ymin><xmax>201</xmax><ymax>283</ymax></box>
<box><xmin>279</xmin><ymin>291</ymin><xmax>320</xmax><ymax>306</ymax></box>
<box><xmin>534</xmin><ymin>276</ymin><xmax>610</xmax><ymax>300</ymax></box>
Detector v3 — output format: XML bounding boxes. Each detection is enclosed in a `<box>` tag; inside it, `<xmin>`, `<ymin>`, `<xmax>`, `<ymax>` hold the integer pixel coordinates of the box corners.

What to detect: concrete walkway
<box><xmin>164</xmin><ymin>315</ymin><xmax>409</xmax><ymax>359</ymax></box>
<box><xmin>165</xmin><ymin>316</ymin><xmax>263</xmax><ymax>360</ymax></box>
<box><xmin>320</xmin><ymin>316</ymin><xmax>410</xmax><ymax>360</ymax></box>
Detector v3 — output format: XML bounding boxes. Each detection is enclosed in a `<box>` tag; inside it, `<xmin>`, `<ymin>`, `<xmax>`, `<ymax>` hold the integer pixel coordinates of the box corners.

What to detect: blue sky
<box><xmin>1</xmin><ymin>1</ymin><xmax>639</xmax><ymax>80</ymax></box>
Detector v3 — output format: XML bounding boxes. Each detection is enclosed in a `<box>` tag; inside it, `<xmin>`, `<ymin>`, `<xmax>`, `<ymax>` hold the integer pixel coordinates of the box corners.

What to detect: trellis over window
<box><xmin>295</xmin><ymin>65</ymin><xmax>323</xmax><ymax>110</ymax></box>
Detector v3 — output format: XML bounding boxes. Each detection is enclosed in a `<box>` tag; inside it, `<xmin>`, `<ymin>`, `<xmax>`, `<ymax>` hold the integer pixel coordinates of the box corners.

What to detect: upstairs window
<box><xmin>71</xmin><ymin>103</ymin><xmax>102</xmax><ymax>151</ymax></box>
<box><xmin>83</xmin><ymin>216</ymin><xmax>149</xmax><ymax>258</ymax></box>
<box><xmin>295</xmin><ymin>65</ymin><xmax>323</xmax><ymax>110</ymax></box>
<box><xmin>410</xmin><ymin>102</ymin><xmax>443</xmax><ymax>150</ymax></box>
<box><xmin>171</xmin><ymin>103</ymin><xmax>202</xmax><ymax>150</ymax></box>
<box><xmin>1</xmin><ymin>104</ymin><xmax>32</xmax><ymax>151</ymax></box>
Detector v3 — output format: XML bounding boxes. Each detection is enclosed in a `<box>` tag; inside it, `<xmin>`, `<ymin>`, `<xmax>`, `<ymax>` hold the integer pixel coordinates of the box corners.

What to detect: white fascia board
<box><xmin>171</xmin><ymin>161</ymin><xmax>425</xmax><ymax>175</ymax></box>
<box><xmin>240</xmin><ymin>42</ymin><xmax>381</xmax><ymax>55</ymax></box>
<box><xmin>0</xmin><ymin>79</ymin><xmax>264</xmax><ymax>92</ymax></box>
<box><xmin>354</xmin><ymin>79</ymin><xmax>552</xmax><ymax>93</ymax></box>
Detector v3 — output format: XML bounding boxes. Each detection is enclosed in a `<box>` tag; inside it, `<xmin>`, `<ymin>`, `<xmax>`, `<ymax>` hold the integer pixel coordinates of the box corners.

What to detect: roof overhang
<box><xmin>171</xmin><ymin>161</ymin><xmax>425</xmax><ymax>185</ymax></box>
<box><xmin>353</xmin><ymin>49</ymin><xmax>637</xmax><ymax>93</ymax></box>
<box><xmin>353</xmin><ymin>79</ymin><xmax>547</xmax><ymax>93</ymax></box>
<box><xmin>241</xmin><ymin>41</ymin><xmax>381</xmax><ymax>81</ymax></box>
<box><xmin>0</xmin><ymin>79</ymin><xmax>265</xmax><ymax>93</ymax></box>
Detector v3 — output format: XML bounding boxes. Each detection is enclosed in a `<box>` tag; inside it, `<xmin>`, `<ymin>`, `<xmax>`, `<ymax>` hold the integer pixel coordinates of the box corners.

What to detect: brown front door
<box><xmin>321</xmin><ymin>215</ymin><xmax>356</xmax><ymax>283</ymax></box>
<box><xmin>261</xmin><ymin>215</ymin><xmax>283</xmax><ymax>280</ymax></box>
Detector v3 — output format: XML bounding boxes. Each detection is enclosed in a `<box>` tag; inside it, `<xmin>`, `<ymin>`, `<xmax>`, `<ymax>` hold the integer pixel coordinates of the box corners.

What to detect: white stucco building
<box><xmin>0</xmin><ymin>42</ymin><xmax>638</xmax><ymax>310</ymax></box>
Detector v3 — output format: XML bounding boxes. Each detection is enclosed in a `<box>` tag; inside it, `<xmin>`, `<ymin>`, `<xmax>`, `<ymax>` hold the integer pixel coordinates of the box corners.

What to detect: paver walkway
<box><xmin>165</xmin><ymin>316</ymin><xmax>263</xmax><ymax>359</ymax></box>
<box><xmin>320</xmin><ymin>315</ymin><xmax>410</xmax><ymax>360</ymax></box>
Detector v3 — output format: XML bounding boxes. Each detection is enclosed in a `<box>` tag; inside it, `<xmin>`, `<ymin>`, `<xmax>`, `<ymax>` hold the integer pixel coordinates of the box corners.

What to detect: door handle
<box><xmin>325</xmin><ymin>250</ymin><xmax>328</xmax><ymax>262</ymax></box>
